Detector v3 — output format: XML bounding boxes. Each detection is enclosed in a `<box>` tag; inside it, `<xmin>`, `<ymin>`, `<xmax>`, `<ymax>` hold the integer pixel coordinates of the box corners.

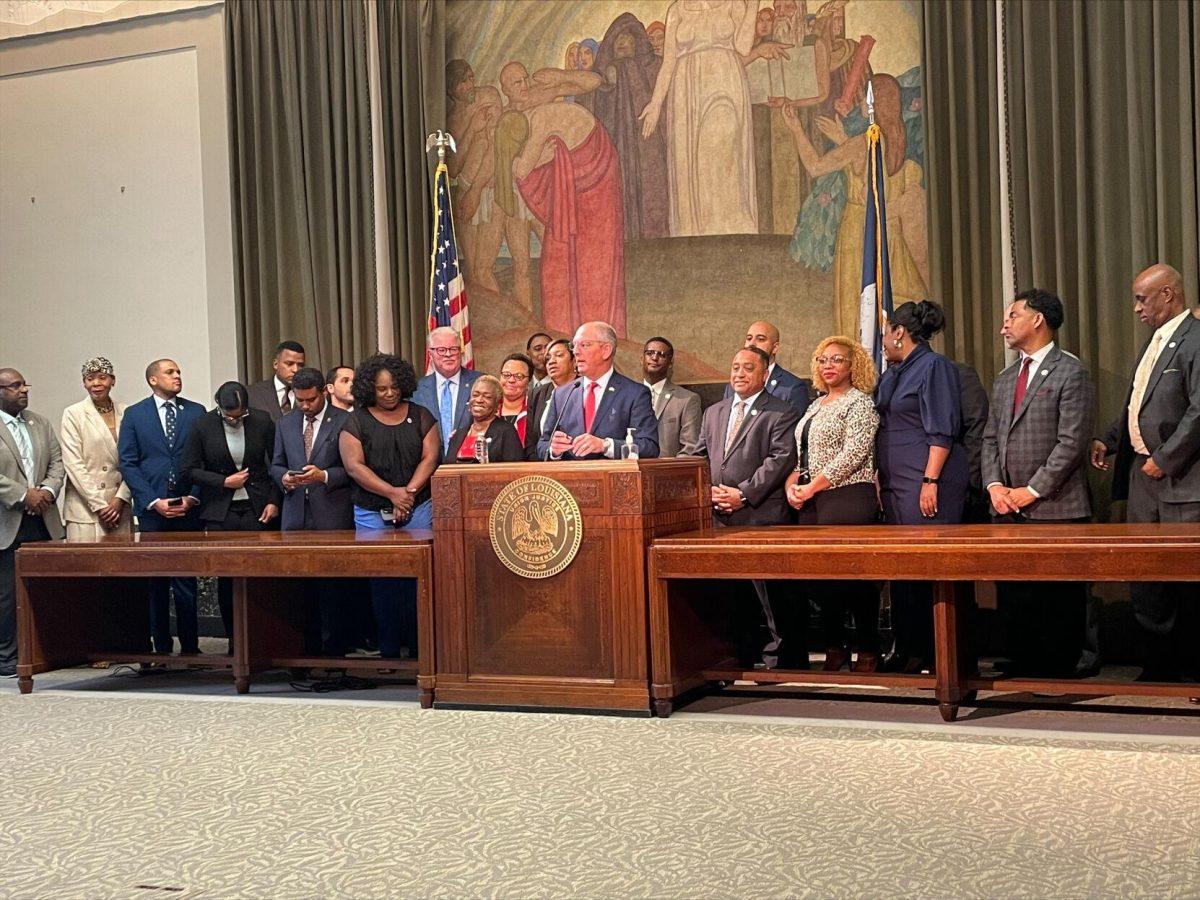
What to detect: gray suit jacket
<box><xmin>691</xmin><ymin>391</ymin><xmax>800</xmax><ymax>525</ymax></box>
<box><xmin>247</xmin><ymin>378</ymin><xmax>286</xmax><ymax>423</ymax></box>
<box><xmin>0</xmin><ymin>409</ymin><xmax>66</xmax><ymax>547</ymax></box>
<box><xmin>982</xmin><ymin>345</ymin><xmax>1095</xmax><ymax>520</ymax></box>
<box><xmin>1101</xmin><ymin>314</ymin><xmax>1200</xmax><ymax>503</ymax></box>
<box><xmin>651</xmin><ymin>380</ymin><xmax>702</xmax><ymax>457</ymax></box>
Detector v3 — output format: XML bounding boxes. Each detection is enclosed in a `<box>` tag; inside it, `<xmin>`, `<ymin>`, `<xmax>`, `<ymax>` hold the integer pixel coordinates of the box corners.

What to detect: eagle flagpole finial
<box><xmin>425</xmin><ymin>130</ymin><xmax>457</xmax><ymax>162</ymax></box>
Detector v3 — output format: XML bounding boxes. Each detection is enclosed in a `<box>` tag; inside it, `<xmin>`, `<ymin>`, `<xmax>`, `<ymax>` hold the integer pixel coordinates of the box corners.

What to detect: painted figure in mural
<box><xmin>640</xmin><ymin>0</ymin><xmax>759</xmax><ymax>236</ymax></box>
<box><xmin>646</xmin><ymin>21</ymin><xmax>666</xmax><ymax>57</ymax></box>
<box><xmin>590</xmin><ymin>12</ymin><xmax>669</xmax><ymax>241</ymax></box>
<box><xmin>564</xmin><ymin>42</ymin><xmax>580</xmax><ymax>70</ymax></box>
<box><xmin>494</xmin><ymin>69</ymin><xmax>627</xmax><ymax>339</ymax></box>
<box><xmin>578</xmin><ymin>39</ymin><xmax>599</xmax><ymax>71</ymax></box>
<box><xmin>781</xmin><ymin>73</ymin><xmax>928</xmax><ymax>339</ymax></box>
<box><xmin>447</xmin><ymin>62</ymin><xmax>498</xmax><ymax>283</ymax></box>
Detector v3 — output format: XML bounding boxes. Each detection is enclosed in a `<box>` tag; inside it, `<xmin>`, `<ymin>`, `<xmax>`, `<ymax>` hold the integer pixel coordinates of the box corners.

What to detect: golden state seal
<box><xmin>489</xmin><ymin>475</ymin><xmax>583</xmax><ymax>579</ymax></box>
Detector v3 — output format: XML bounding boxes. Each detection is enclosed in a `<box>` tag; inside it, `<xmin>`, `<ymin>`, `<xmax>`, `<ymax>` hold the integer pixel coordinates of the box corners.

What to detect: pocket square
<box><xmin>1163</xmin><ymin>368</ymin><xmax>1181</xmax><ymax>374</ymax></box>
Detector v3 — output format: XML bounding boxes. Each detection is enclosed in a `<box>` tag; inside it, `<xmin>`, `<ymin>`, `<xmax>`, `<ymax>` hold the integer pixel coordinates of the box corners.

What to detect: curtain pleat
<box><xmin>1005</xmin><ymin>0</ymin><xmax>1200</xmax><ymax>443</ymax></box>
<box><xmin>226</xmin><ymin>0</ymin><xmax>376</xmax><ymax>380</ymax></box>
<box><xmin>922</xmin><ymin>0</ymin><xmax>1004</xmax><ymax>383</ymax></box>
<box><xmin>375</xmin><ymin>0</ymin><xmax>445</xmax><ymax>364</ymax></box>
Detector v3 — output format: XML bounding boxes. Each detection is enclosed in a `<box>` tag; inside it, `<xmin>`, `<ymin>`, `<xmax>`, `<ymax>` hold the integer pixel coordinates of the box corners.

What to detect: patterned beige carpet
<box><xmin>2</xmin><ymin>692</ymin><xmax>1198</xmax><ymax>899</ymax></box>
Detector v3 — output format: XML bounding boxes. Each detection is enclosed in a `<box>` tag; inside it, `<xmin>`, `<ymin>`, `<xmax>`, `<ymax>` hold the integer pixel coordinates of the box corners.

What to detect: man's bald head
<box><xmin>1132</xmin><ymin>263</ymin><xmax>1187</xmax><ymax>328</ymax></box>
<box><xmin>499</xmin><ymin>62</ymin><xmax>529</xmax><ymax>99</ymax></box>
<box><xmin>744</xmin><ymin>321</ymin><xmax>782</xmax><ymax>364</ymax></box>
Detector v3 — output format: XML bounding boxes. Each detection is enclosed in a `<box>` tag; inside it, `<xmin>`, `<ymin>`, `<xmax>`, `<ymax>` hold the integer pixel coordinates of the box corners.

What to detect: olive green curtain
<box><xmin>922</xmin><ymin>0</ymin><xmax>1005</xmax><ymax>385</ymax></box>
<box><xmin>375</xmin><ymin>0</ymin><xmax>446</xmax><ymax>363</ymax></box>
<box><xmin>226</xmin><ymin>0</ymin><xmax>376</xmax><ymax>381</ymax></box>
<box><xmin>1004</xmin><ymin>0</ymin><xmax>1200</xmax><ymax>442</ymax></box>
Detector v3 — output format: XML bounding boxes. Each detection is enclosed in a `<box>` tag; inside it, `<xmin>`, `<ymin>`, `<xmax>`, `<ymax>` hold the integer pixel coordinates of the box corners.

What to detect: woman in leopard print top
<box><xmin>785</xmin><ymin>336</ymin><xmax>881</xmax><ymax>672</ymax></box>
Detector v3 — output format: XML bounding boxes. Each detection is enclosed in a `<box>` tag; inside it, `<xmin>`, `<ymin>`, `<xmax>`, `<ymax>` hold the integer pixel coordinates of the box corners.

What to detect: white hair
<box><xmin>573</xmin><ymin>321</ymin><xmax>617</xmax><ymax>346</ymax></box>
<box><xmin>427</xmin><ymin>326</ymin><xmax>462</xmax><ymax>347</ymax></box>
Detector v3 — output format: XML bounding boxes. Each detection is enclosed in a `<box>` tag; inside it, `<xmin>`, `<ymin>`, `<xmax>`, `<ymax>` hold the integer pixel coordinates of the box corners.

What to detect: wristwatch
<box><xmin>921</xmin><ymin>476</ymin><xmax>940</xmax><ymax>485</ymax></box>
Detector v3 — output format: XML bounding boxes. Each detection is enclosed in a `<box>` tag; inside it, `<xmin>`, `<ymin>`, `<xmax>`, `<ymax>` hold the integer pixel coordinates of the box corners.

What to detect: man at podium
<box><xmin>537</xmin><ymin>321</ymin><xmax>659</xmax><ymax>461</ymax></box>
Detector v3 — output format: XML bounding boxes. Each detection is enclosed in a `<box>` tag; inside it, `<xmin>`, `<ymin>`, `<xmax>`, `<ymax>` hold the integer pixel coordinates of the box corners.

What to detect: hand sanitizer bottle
<box><xmin>621</xmin><ymin>427</ymin><xmax>639</xmax><ymax>461</ymax></box>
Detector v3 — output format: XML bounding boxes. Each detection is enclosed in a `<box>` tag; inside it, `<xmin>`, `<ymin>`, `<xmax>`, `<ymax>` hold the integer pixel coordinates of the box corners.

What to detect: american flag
<box><xmin>428</xmin><ymin>159</ymin><xmax>473</xmax><ymax>371</ymax></box>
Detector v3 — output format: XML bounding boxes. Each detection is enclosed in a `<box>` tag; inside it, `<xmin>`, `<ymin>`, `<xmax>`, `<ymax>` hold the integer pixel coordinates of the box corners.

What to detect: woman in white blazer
<box><xmin>60</xmin><ymin>358</ymin><xmax>132</xmax><ymax>540</ymax></box>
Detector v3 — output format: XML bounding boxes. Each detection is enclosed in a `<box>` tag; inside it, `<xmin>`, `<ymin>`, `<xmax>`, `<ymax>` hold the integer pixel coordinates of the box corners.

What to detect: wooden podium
<box><xmin>429</xmin><ymin>458</ymin><xmax>709</xmax><ymax>714</ymax></box>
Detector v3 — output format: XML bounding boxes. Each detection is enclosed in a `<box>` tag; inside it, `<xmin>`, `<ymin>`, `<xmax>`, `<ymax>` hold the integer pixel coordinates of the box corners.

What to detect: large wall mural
<box><xmin>447</xmin><ymin>0</ymin><xmax>927</xmax><ymax>379</ymax></box>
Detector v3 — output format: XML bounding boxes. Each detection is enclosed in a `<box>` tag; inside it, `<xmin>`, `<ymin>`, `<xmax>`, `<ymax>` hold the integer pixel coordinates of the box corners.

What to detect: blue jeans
<box><xmin>354</xmin><ymin>500</ymin><xmax>430</xmax><ymax>656</ymax></box>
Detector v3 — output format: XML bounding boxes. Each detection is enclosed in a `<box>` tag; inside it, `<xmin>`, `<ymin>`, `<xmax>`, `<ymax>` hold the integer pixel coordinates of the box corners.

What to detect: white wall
<box><xmin>0</xmin><ymin>4</ymin><xmax>235</xmax><ymax>429</ymax></box>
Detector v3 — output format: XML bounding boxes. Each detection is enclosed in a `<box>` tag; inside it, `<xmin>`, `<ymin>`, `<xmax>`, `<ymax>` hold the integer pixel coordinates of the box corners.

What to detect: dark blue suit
<box><xmin>411</xmin><ymin>368</ymin><xmax>483</xmax><ymax>452</ymax></box>
<box><xmin>271</xmin><ymin>404</ymin><xmax>356</xmax><ymax>654</ymax></box>
<box><xmin>270</xmin><ymin>405</ymin><xmax>353</xmax><ymax>531</ymax></box>
<box><xmin>537</xmin><ymin>371</ymin><xmax>660</xmax><ymax>460</ymax></box>
<box><xmin>724</xmin><ymin>363</ymin><xmax>812</xmax><ymax>417</ymax></box>
<box><xmin>117</xmin><ymin>394</ymin><xmax>205</xmax><ymax>653</ymax></box>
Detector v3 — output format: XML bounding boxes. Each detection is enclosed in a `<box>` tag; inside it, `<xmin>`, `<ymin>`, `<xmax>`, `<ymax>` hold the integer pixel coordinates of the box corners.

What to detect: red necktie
<box><xmin>583</xmin><ymin>382</ymin><xmax>598</xmax><ymax>432</ymax></box>
<box><xmin>1012</xmin><ymin>357</ymin><xmax>1034</xmax><ymax>414</ymax></box>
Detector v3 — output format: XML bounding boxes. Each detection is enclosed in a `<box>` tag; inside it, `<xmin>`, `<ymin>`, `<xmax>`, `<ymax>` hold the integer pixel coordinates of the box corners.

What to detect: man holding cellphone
<box><xmin>271</xmin><ymin>368</ymin><xmax>355</xmax><ymax>655</ymax></box>
<box><xmin>117</xmin><ymin>359</ymin><xmax>205</xmax><ymax>654</ymax></box>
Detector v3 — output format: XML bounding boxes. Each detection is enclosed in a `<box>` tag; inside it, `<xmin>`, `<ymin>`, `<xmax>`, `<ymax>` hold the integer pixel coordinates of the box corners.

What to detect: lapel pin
<box><xmin>750</xmin><ymin>409</ymin><xmax>759</xmax><ymax>416</ymax></box>
<box><xmin>1040</xmin><ymin>369</ymin><xmax>1048</xmax><ymax>376</ymax></box>
<box><xmin>1169</xmin><ymin>342</ymin><xmax>1177</xmax><ymax>348</ymax></box>
<box><xmin>770</xmin><ymin>379</ymin><xmax>778</xmax><ymax>387</ymax></box>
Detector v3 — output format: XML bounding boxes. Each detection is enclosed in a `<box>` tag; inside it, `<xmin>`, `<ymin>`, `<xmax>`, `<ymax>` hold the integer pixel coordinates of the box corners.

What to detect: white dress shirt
<box><xmin>274</xmin><ymin>376</ymin><xmax>291</xmax><ymax>410</ymax></box>
<box><xmin>725</xmin><ymin>389</ymin><xmax>763</xmax><ymax>449</ymax></box>
<box><xmin>643</xmin><ymin>378</ymin><xmax>666</xmax><ymax>416</ymax></box>
<box><xmin>222</xmin><ymin>420</ymin><xmax>250</xmax><ymax>501</ymax></box>
<box><xmin>985</xmin><ymin>341</ymin><xmax>1055</xmax><ymax>495</ymax></box>
<box><xmin>154</xmin><ymin>394</ymin><xmax>179</xmax><ymax>436</ymax></box>
<box><xmin>551</xmin><ymin>367</ymin><xmax>616</xmax><ymax>459</ymax></box>
<box><xmin>1129</xmin><ymin>309</ymin><xmax>1190</xmax><ymax>455</ymax></box>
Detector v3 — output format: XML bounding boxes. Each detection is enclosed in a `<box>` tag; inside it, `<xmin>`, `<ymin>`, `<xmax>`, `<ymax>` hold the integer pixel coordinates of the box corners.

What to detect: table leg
<box><xmin>933</xmin><ymin>580</ymin><xmax>963</xmax><ymax>722</ymax></box>
<box><xmin>654</xmin><ymin>698</ymin><xmax>673</xmax><ymax>718</ymax></box>
<box><xmin>233</xmin><ymin>578</ymin><xmax>250</xmax><ymax>694</ymax></box>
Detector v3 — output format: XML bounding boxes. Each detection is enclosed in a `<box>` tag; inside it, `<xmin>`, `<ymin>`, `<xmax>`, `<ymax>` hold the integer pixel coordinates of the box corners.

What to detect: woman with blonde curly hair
<box><xmin>784</xmin><ymin>335</ymin><xmax>882</xmax><ymax>671</ymax></box>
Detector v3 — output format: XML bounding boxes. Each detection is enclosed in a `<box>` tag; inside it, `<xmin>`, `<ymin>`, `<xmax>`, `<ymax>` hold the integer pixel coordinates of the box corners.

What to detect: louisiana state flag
<box><xmin>859</xmin><ymin>117</ymin><xmax>894</xmax><ymax>374</ymax></box>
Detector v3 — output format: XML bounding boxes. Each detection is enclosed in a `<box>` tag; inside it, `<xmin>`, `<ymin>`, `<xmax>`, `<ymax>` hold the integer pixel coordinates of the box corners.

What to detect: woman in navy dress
<box><xmin>874</xmin><ymin>300</ymin><xmax>968</xmax><ymax>672</ymax></box>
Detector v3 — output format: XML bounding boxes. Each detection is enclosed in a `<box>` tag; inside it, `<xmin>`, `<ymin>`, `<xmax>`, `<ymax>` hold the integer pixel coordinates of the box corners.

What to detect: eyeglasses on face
<box><xmin>430</xmin><ymin>347</ymin><xmax>462</xmax><ymax>357</ymax></box>
<box><xmin>0</xmin><ymin>382</ymin><xmax>30</xmax><ymax>391</ymax></box>
<box><xmin>499</xmin><ymin>372</ymin><xmax>529</xmax><ymax>381</ymax></box>
<box><xmin>571</xmin><ymin>340</ymin><xmax>610</xmax><ymax>352</ymax></box>
<box><xmin>642</xmin><ymin>349</ymin><xmax>671</xmax><ymax>359</ymax></box>
<box><xmin>815</xmin><ymin>355</ymin><xmax>850</xmax><ymax>366</ymax></box>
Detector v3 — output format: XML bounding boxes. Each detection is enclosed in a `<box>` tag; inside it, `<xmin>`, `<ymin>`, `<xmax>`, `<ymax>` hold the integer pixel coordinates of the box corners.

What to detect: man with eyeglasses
<box><xmin>526</xmin><ymin>332</ymin><xmax>553</xmax><ymax>389</ymax></box>
<box><xmin>537</xmin><ymin>321</ymin><xmax>658</xmax><ymax>460</ymax></box>
<box><xmin>412</xmin><ymin>327</ymin><xmax>482</xmax><ymax>456</ymax></box>
<box><xmin>0</xmin><ymin>369</ymin><xmax>65</xmax><ymax>677</ymax></box>
<box><xmin>641</xmin><ymin>337</ymin><xmax>701</xmax><ymax>457</ymax></box>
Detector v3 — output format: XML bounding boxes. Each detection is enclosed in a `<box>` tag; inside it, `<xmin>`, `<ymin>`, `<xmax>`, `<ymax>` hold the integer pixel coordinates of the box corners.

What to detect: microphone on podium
<box><xmin>544</xmin><ymin>380</ymin><xmax>581</xmax><ymax>460</ymax></box>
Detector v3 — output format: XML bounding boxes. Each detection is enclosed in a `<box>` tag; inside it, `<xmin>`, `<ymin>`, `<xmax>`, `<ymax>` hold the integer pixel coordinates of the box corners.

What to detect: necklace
<box><xmin>93</xmin><ymin>401</ymin><xmax>115</xmax><ymax>414</ymax></box>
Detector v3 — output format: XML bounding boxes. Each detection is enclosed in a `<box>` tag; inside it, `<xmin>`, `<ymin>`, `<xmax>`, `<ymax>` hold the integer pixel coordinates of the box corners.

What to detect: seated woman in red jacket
<box><xmin>444</xmin><ymin>375</ymin><xmax>525</xmax><ymax>464</ymax></box>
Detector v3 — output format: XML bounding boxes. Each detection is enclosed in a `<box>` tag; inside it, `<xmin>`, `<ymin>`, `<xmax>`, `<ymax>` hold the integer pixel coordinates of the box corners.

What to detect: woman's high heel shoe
<box><xmin>822</xmin><ymin>646</ymin><xmax>850</xmax><ymax>671</ymax></box>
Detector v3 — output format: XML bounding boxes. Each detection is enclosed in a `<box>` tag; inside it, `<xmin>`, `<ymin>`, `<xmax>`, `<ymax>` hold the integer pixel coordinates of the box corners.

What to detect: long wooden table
<box><xmin>648</xmin><ymin>524</ymin><xmax>1200</xmax><ymax>721</ymax></box>
<box><xmin>16</xmin><ymin>530</ymin><xmax>434</xmax><ymax>702</ymax></box>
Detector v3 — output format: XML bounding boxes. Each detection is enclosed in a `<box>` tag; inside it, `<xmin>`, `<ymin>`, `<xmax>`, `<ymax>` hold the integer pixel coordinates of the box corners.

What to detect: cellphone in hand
<box><xmin>167</xmin><ymin>497</ymin><xmax>185</xmax><ymax>508</ymax></box>
<box><xmin>286</xmin><ymin>470</ymin><xmax>306</xmax><ymax>478</ymax></box>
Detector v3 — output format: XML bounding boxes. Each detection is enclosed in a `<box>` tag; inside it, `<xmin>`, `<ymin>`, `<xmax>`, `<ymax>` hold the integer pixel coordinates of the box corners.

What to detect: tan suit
<box><xmin>1</xmin><ymin>409</ymin><xmax>65</xmax><ymax>548</ymax></box>
<box><xmin>60</xmin><ymin>398</ymin><xmax>132</xmax><ymax>539</ymax></box>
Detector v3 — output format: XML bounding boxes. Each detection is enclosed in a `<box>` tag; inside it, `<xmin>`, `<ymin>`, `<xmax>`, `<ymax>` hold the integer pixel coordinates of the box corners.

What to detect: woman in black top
<box><xmin>339</xmin><ymin>355</ymin><xmax>438</xmax><ymax>657</ymax></box>
<box><xmin>445</xmin><ymin>375</ymin><xmax>526</xmax><ymax>463</ymax></box>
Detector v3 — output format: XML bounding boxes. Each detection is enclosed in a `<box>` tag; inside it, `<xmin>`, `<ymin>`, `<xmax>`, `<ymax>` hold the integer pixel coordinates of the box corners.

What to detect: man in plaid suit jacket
<box><xmin>982</xmin><ymin>289</ymin><xmax>1096</xmax><ymax>677</ymax></box>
